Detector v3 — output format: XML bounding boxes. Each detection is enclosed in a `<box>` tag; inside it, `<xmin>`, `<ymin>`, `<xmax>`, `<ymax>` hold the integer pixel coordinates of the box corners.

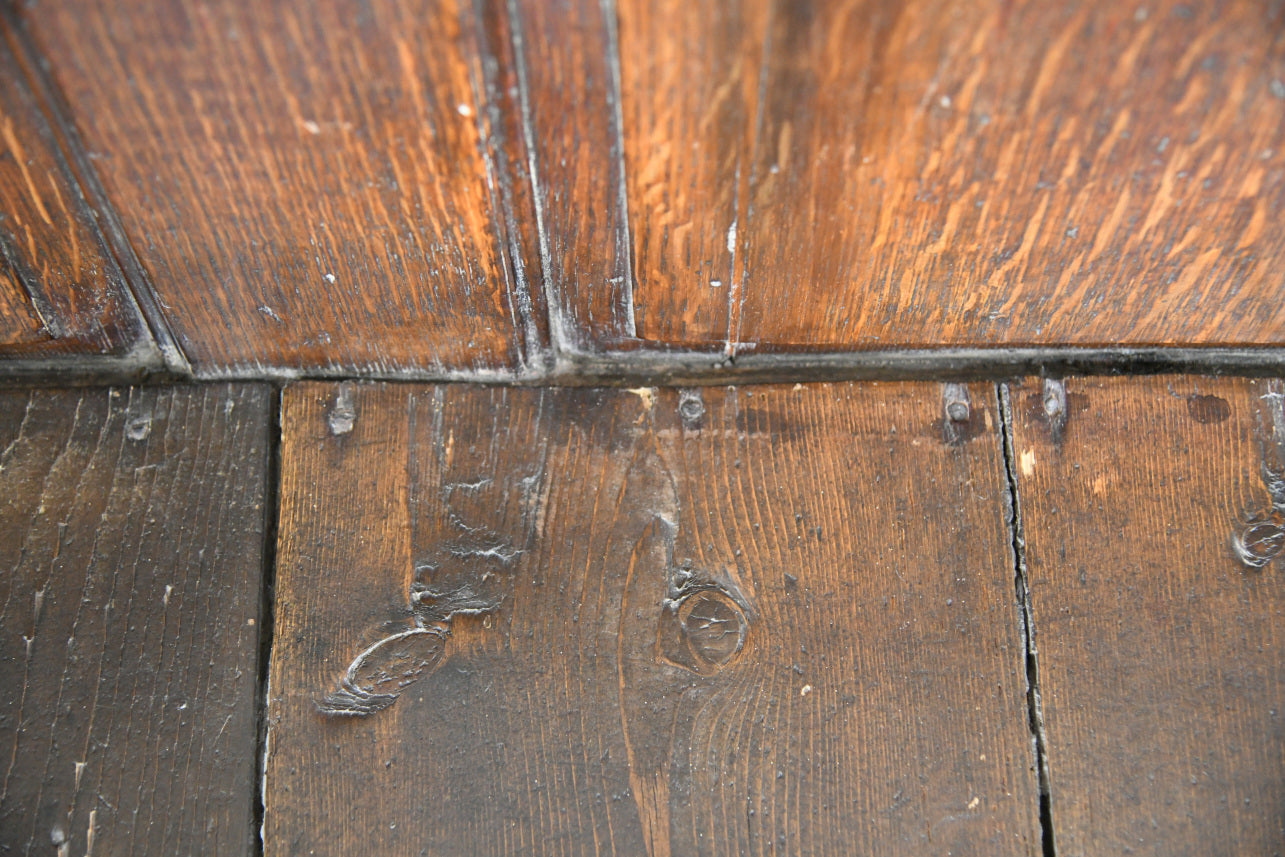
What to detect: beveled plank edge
<box><xmin>1</xmin><ymin>3</ymin><xmax>186</xmax><ymax>374</ymax></box>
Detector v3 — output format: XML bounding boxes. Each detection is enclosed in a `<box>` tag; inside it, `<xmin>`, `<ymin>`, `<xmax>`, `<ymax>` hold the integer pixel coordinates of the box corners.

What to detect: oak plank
<box><xmin>510</xmin><ymin>0</ymin><xmax>636</xmax><ymax>352</ymax></box>
<box><xmin>21</xmin><ymin>0</ymin><xmax>533</xmax><ymax>375</ymax></box>
<box><xmin>266</xmin><ymin>381</ymin><xmax>1040</xmax><ymax>855</ymax></box>
<box><xmin>615</xmin><ymin>0</ymin><xmax>769</xmax><ymax>348</ymax></box>
<box><xmin>0</xmin><ymin>384</ymin><xmax>271</xmax><ymax>855</ymax></box>
<box><xmin>0</xmin><ymin>27</ymin><xmax>152</xmax><ymax>360</ymax></box>
<box><xmin>616</xmin><ymin>0</ymin><xmax>1285</xmax><ymax>351</ymax></box>
<box><xmin>1010</xmin><ymin>375</ymin><xmax>1285</xmax><ymax>854</ymax></box>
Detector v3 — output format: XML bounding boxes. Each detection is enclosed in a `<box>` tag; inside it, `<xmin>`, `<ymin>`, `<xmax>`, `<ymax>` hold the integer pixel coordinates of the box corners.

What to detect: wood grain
<box><xmin>615</xmin><ymin>0</ymin><xmax>1285</xmax><ymax>351</ymax></box>
<box><xmin>1010</xmin><ymin>375</ymin><xmax>1285</xmax><ymax>855</ymax></box>
<box><xmin>510</xmin><ymin>0</ymin><xmax>637</xmax><ymax>352</ymax></box>
<box><xmin>0</xmin><ymin>25</ymin><xmax>152</xmax><ymax>359</ymax></box>
<box><xmin>0</xmin><ymin>384</ymin><xmax>271</xmax><ymax>855</ymax></box>
<box><xmin>21</xmin><ymin>0</ymin><xmax>536</xmax><ymax>375</ymax></box>
<box><xmin>266</xmin><ymin>381</ymin><xmax>1040</xmax><ymax>855</ymax></box>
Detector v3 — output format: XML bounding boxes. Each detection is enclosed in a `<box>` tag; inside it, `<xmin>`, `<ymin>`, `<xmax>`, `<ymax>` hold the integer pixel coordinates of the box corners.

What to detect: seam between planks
<box><xmin>998</xmin><ymin>381</ymin><xmax>1058</xmax><ymax>857</ymax></box>
<box><xmin>252</xmin><ymin>385</ymin><xmax>283</xmax><ymax>857</ymax></box>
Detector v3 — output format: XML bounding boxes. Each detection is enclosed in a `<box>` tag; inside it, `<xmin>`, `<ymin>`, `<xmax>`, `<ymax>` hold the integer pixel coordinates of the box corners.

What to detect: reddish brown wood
<box><xmin>0</xmin><ymin>27</ymin><xmax>152</xmax><ymax>360</ymax></box>
<box><xmin>614</xmin><ymin>0</ymin><xmax>1285</xmax><ymax>351</ymax></box>
<box><xmin>1011</xmin><ymin>375</ymin><xmax>1285</xmax><ymax>854</ymax></box>
<box><xmin>509</xmin><ymin>0</ymin><xmax>636</xmax><ymax>352</ymax></box>
<box><xmin>266</xmin><ymin>381</ymin><xmax>1040</xmax><ymax>856</ymax></box>
<box><xmin>0</xmin><ymin>384</ymin><xmax>271</xmax><ymax>856</ymax></box>
<box><xmin>615</xmin><ymin>0</ymin><xmax>769</xmax><ymax>348</ymax></box>
<box><xmin>21</xmin><ymin>0</ymin><xmax>537</xmax><ymax>375</ymax></box>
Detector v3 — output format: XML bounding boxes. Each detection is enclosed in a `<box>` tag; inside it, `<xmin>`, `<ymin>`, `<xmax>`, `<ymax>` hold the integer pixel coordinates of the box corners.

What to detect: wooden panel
<box><xmin>615</xmin><ymin>0</ymin><xmax>766</xmax><ymax>349</ymax></box>
<box><xmin>0</xmin><ymin>27</ymin><xmax>151</xmax><ymax>359</ymax></box>
<box><xmin>616</xmin><ymin>0</ymin><xmax>1285</xmax><ymax>351</ymax></box>
<box><xmin>1010</xmin><ymin>375</ymin><xmax>1285</xmax><ymax>854</ymax></box>
<box><xmin>511</xmin><ymin>0</ymin><xmax>636</xmax><ymax>351</ymax></box>
<box><xmin>265</xmin><ymin>381</ymin><xmax>1040</xmax><ymax>855</ymax></box>
<box><xmin>22</xmin><ymin>0</ymin><xmax>536</xmax><ymax>375</ymax></box>
<box><xmin>0</xmin><ymin>385</ymin><xmax>271</xmax><ymax>855</ymax></box>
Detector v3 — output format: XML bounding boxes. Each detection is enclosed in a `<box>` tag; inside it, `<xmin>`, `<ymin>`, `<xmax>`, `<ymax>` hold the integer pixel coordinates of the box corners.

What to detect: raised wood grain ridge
<box><xmin>1010</xmin><ymin>375</ymin><xmax>1285</xmax><ymax>855</ymax></box>
<box><xmin>266</xmin><ymin>381</ymin><xmax>1041</xmax><ymax>856</ymax></box>
<box><xmin>20</xmin><ymin>0</ymin><xmax>541</xmax><ymax>376</ymax></box>
<box><xmin>0</xmin><ymin>22</ymin><xmax>153</xmax><ymax>361</ymax></box>
<box><xmin>0</xmin><ymin>384</ymin><xmax>271</xmax><ymax>856</ymax></box>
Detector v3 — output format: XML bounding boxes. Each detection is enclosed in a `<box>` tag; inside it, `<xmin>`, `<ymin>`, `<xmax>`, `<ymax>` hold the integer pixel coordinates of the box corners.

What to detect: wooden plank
<box><xmin>20</xmin><ymin>0</ymin><xmax>535</xmax><ymax>375</ymax></box>
<box><xmin>266</xmin><ymin>381</ymin><xmax>1040</xmax><ymax>855</ymax></box>
<box><xmin>615</xmin><ymin>0</ymin><xmax>769</xmax><ymax>348</ymax></box>
<box><xmin>1009</xmin><ymin>375</ymin><xmax>1285</xmax><ymax>854</ymax></box>
<box><xmin>0</xmin><ymin>27</ymin><xmax>153</xmax><ymax>360</ymax></box>
<box><xmin>510</xmin><ymin>0</ymin><xmax>636</xmax><ymax>352</ymax></box>
<box><xmin>616</xmin><ymin>0</ymin><xmax>1285</xmax><ymax>351</ymax></box>
<box><xmin>0</xmin><ymin>384</ymin><xmax>271</xmax><ymax>856</ymax></box>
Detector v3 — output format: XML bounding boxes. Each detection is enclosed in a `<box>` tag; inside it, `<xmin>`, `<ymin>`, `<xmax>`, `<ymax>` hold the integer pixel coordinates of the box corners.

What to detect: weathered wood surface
<box><xmin>605</xmin><ymin>0</ymin><xmax>1285</xmax><ymax>351</ymax></box>
<box><xmin>266</xmin><ymin>381</ymin><xmax>1040</xmax><ymax>856</ymax></box>
<box><xmin>0</xmin><ymin>385</ymin><xmax>271</xmax><ymax>855</ymax></box>
<box><xmin>0</xmin><ymin>25</ymin><xmax>152</xmax><ymax>361</ymax></box>
<box><xmin>1010</xmin><ymin>375</ymin><xmax>1285</xmax><ymax>855</ymax></box>
<box><xmin>19</xmin><ymin>0</ymin><xmax>536</xmax><ymax>375</ymax></box>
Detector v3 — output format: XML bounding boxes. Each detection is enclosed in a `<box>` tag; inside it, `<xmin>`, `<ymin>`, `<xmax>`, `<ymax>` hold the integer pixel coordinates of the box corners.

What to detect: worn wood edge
<box><xmin>1</xmin><ymin>2</ymin><xmax>188</xmax><ymax>375</ymax></box>
<box><xmin>0</xmin><ymin>341</ymin><xmax>180</xmax><ymax>386</ymax></box>
<box><xmin>3</xmin><ymin>345</ymin><xmax>1281</xmax><ymax>387</ymax></box>
<box><xmin>542</xmin><ymin>345</ymin><xmax>1285</xmax><ymax>385</ymax></box>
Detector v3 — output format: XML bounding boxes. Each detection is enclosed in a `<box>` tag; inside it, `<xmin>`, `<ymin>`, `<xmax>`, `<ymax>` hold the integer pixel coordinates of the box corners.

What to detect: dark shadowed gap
<box><xmin>997</xmin><ymin>382</ymin><xmax>1057</xmax><ymax>857</ymax></box>
<box><xmin>252</xmin><ymin>384</ymin><xmax>283</xmax><ymax>857</ymax></box>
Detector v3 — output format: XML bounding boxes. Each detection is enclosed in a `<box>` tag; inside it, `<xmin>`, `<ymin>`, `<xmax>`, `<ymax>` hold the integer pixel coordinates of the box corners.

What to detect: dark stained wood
<box><xmin>613</xmin><ymin>0</ymin><xmax>1285</xmax><ymax>351</ymax></box>
<box><xmin>0</xmin><ymin>384</ymin><xmax>271</xmax><ymax>856</ymax></box>
<box><xmin>1010</xmin><ymin>375</ymin><xmax>1285</xmax><ymax>855</ymax></box>
<box><xmin>0</xmin><ymin>26</ymin><xmax>153</xmax><ymax>360</ymax></box>
<box><xmin>266</xmin><ymin>381</ymin><xmax>1040</xmax><ymax>856</ymax></box>
<box><xmin>21</xmin><ymin>0</ymin><xmax>537</xmax><ymax>375</ymax></box>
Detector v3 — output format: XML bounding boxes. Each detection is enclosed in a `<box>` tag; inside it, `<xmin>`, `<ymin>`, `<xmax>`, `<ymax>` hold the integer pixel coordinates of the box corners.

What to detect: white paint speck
<box><xmin>726</xmin><ymin>220</ymin><xmax>737</xmax><ymax>254</ymax></box>
<box><xmin>302</xmin><ymin>120</ymin><xmax>321</xmax><ymax>135</ymax></box>
<box><xmin>457</xmin><ymin>103</ymin><xmax>474</xmax><ymax>117</ymax></box>
<box><xmin>939</xmin><ymin>95</ymin><xmax>952</xmax><ymax>109</ymax></box>
<box><xmin>800</xmin><ymin>684</ymin><xmax>813</xmax><ymax>697</ymax></box>
<box><xmin>324</xmin><ymin>273</ymin><xmax>336</xmax><ymax>284</ymax></box>
<box><xmin>1020</xmin><ymin>449</ymin><xmax>1037</xmax><ymax>477</ymax></box>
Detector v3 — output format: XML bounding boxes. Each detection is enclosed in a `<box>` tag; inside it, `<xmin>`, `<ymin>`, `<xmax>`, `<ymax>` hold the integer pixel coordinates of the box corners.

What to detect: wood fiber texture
<box><xmin>0</xmin><ymin>26</ymin><xmax>151</xmax><ymax>360</ymax></box>
<box><xmin>266</xmin><ymin>381</ymin><xmax>1040</xmax><ymax>856</ymax></box>
<box><xmin>509</xmin><ymin>0</ymin><xmax>637</xmax><ymax>351</ymax></box>
<box><xmin>614</xmin><ymin>0</ymin><xmax>1285</xmax><ymax>350</ymax></box>
<box><xmin>0</xmin><ymin>385</ymin><xmax>271</xmax><ymax>856</ymax></box>
<box><xmin>20</xmin><ymin>0</ymin><xmax>535</xmax><ymax>375</ymax></box>
<box><xmin>1010</xmin><ymin>375</ymin><xmax>1285</xmax><ymax>855</ymax></box>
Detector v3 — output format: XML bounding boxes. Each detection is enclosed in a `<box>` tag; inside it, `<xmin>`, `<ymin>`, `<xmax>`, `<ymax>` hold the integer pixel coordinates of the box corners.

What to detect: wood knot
<box><xmin>1234</xmin><ymin>520</ymin><xmax>1285</xmax><ymax>568</ymax></box>
<box><xmin>658</xmin><ymin>583</ymin><xmax>749</xmax><ymax>675</ymax></box>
